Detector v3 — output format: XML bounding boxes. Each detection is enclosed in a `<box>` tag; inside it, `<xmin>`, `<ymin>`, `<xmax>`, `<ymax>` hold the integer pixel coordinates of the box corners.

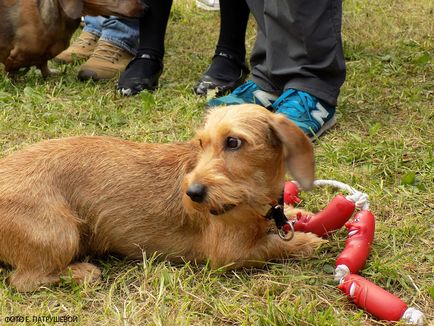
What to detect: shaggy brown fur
<box><xmin>0</xmin><ymin>104</ymin><xmax>323</xmax><ymax>292</ymax></box>
<box><xmin>0</xmin><ymin>0</ymin><xmax>146</xmax><ymax>77</ymax></box>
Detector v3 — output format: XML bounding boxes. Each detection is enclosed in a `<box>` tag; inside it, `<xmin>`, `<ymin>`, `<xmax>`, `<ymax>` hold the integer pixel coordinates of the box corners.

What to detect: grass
<box><xmin>0</xmin><ymin>0</ymin><xmax>433</xmax><ymax>324</ymax></box>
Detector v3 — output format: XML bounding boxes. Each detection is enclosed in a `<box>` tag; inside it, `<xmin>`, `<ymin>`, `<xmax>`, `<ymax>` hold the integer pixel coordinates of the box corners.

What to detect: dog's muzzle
<box><xmin>186</xmin><ymin>183</ymin><xmax>237</xmax><ymax>215</ymax></box>
<box><xmin>186</xmin><ymin>183</ymin><xmax>208</xmax><ymax>203</ymax></box>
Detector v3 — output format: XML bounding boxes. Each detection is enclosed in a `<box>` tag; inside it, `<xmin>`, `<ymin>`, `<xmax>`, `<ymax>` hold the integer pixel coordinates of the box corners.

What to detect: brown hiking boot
<box><xmin>54</xmin><ymin>31</ymin><xmax>99</xmax><ymax>64</ymax></box>
<box><xmin>77</xmin><ymin>40</ymin><xmax>133</xmax><ymax>81</ymax></box>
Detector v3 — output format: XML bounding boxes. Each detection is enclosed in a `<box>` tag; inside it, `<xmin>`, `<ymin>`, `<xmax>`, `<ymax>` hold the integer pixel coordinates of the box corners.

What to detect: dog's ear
<box><xmin>59</xmin><ymin>0</ymin><xmax>83</xmax><ymax>19</ymax></box>
<box><xmin>268</xmin><ymin>113</ymin><xmax>315</xmax><ymax>190</ymax></box>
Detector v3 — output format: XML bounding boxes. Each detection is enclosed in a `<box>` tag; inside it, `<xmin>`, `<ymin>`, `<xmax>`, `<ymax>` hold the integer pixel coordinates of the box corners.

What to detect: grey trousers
<box><xmin>245</xmin><ymin>0</ymin><xmax>346</xmax><ymax>106</ymax></box>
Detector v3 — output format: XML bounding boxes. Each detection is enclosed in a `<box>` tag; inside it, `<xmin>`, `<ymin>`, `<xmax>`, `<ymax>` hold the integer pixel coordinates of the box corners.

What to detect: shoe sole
<box><xmin>78</xmin><ymin>70</ymin><xmax>120</xmax><ymax>81</ymax></box>
<box><xmin>310</xmin><ymin>116</ymin><xmax>337</xmax><ymax>141</ymax></box>
<box><xmin>194</xmin><ymin>77</ymin><xmax>245</xmax><ymax>97</ymax></box>
<box><xmin>53</xmin><ymin>55</ymin><xmax>90</xmax><ymax>65</ymax></box>
<box><xmin>117</xmin><ymin>82</ymin><xmax>158</xmax><ymax>96</ymax></box>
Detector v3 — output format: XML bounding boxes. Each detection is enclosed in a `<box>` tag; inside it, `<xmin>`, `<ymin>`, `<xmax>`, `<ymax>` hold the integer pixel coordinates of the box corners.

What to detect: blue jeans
<box><xmin>83</xmin><ymin>16</ymin><xmax>139</xmax><ymax>55</ymax></box>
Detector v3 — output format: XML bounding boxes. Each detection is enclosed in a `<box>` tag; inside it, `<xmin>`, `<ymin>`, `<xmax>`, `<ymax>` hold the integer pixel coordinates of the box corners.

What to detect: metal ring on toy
<box><xmin>277</xmin><ymin>220</ymin><xmax>295</xmax><ymax>241</ymax></box>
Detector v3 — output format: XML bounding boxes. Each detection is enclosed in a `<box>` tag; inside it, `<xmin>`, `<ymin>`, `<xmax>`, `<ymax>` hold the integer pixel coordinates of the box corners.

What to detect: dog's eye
<box><xmin>225</xmin><ymin>137</ymin><xmax>242</xmax><ymax>150</ymax></box>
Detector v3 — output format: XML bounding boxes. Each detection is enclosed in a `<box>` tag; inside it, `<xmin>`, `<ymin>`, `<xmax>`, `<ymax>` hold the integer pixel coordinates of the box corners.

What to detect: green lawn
<box><xmin>0</xmin><ymin>0</ymin><xmax>433</xmax><ymax>325</ymax></box>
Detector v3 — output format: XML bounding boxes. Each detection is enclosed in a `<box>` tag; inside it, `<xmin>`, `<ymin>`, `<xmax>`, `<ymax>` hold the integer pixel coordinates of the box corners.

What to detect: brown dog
<box><xmin>0</xmin><ymin>104</ymin><xmax>323</xmax><ymax>292</ymax></box>
<box><xmin>0</xmin><ymin>0</ymin><xmax>146</xmax><ymax>77</ymax></box>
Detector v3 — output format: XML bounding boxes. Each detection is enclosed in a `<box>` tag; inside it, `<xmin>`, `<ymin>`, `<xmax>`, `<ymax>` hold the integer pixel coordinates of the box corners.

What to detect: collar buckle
<box><xmin>265</xmin><ymin>203</ymin><xmax>295</xmax><ymax>241</ymax></box>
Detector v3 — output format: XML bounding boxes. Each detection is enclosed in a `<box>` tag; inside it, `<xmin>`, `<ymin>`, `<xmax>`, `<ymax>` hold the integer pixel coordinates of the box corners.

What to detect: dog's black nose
<box><xmin>186</xmin><ymin>183</ymin><xmax>208</xmax><ymax>203</ymax></box>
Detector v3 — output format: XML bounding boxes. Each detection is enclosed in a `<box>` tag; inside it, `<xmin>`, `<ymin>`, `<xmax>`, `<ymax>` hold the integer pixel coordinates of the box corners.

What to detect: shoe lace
<box><xmin>91</xmin><ymin>42</ymin><xmax>122</xmax><ymax>63</ymax></box>
<box><xmin>76</xmin><ymin>33</ymin><xmax>97</xmax><ymax>48</ymax></box>
<box><xmin>277</xmin><ymin>89</ymin><xmax>316</xmax><ymax>119</ymax></box>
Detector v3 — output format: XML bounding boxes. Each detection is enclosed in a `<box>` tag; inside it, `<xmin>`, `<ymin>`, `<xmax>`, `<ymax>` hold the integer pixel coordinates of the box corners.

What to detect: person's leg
<box><xmin>247</xmin><ymin>0</ymin><xmax>344</xmax><ymax>139</ymax></box>
<box><xmin>194</xmin><ymin>0</ymin><xmax>250</xmax><ymax>97</ymax></box>
<box><xmin>205</xmin><ymin>1</ymin><xmax>278</xmax><ymax>108</ymax></box>
<box><xmin>212</xmin><ymin>0</ymin><xmax>249</xmax><ymax>75</ymax></box>
<box><xmin>78</xmin><ymin>17</ymin><xmax>139</xmax><ymax>81</ymax></box>
<box><xmin>54</xmin><ymin>16</ymin><xmax>102</xmax><ymax>63</ymax></box>
<box><xmin>265</xmin><ymin>0</ymin><xmax>345</xmax><ymax>139</ymax></box>
<box><xmin>82</xmin><ymin>16</ymin><xmax>104</xmax><ymax>38</ymax></box>
<box><xmin>248</xmin><ymin>27</ymin><xmax>266</xmax><ymax>80</ymax></box>
<box><xmin>99</xmin><ymin>17</ymin><xmax>140</xmax><ymax>56</ymax></box>
<box><xmin>247</xmin><ymin>0</ymin><xmax>345</xmax><ymax>107</ymax></box>
<box><xmin>117</xmin><ymin>0</ymin><xmax>173</xmax><ymax>95</ymax></box>
<box><xmin>209</xmin><ymin>0</ymin><xmax>345</xmax><ymax>138</ymax></box>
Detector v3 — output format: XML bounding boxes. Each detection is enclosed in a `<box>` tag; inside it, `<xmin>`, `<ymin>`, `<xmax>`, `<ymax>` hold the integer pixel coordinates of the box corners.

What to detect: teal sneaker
<box><xmin>272</xmin><ymin>89</ymin><xmax>336</xmax><ymax>139</ymax></box>
<box><xmin>207</xmin><ymin>80</ymin><xmax>278</xmax><ymax>109</ymax></box>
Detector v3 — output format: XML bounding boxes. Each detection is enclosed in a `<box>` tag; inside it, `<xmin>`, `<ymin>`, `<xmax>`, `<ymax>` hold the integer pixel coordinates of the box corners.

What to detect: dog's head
<box><xmin>182</xmin><ymin>104</ymin><xmax>314</xmax><ymax>216</ymax></box>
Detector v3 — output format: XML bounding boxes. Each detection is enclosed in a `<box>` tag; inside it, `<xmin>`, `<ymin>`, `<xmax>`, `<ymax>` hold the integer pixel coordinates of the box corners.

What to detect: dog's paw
<box><xmin>284</xmin><ymin>206</ymin><xmax>311</xmax><ymax>218</ymax></box>
<box><xmin>291</xmin><ymin>232</ymin><xmax>327</xmax><ymax>257</ymax></box>
<box><xmin>64</xmin><ymin>262</ymin><xmax>102</xmax><ymax>285</ymax></box>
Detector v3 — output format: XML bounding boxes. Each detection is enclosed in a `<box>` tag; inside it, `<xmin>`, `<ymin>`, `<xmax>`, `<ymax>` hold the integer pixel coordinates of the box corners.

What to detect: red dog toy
<box><xmin>283</xmin><ymin>181</ymin><xmax>301</xmax><ymax>205</ymax></box>
<box><xmin>334</xmin><ymin>210</ymin><xmax>375</xmax><ymax>280</ymax></box>
<box><xmin>283</xmin><ymin>180</ymin><xmax>425</xmax><ymax>325</ymax></box>
<box><xmin>293</xmin><ymin>195</ymin><xmax>355</xmax><ymax>237</ymax></box>
<box><xmin>339</xmin><ymin>274</ymin><xmax>425</xmax><ymax>325</ymax></box>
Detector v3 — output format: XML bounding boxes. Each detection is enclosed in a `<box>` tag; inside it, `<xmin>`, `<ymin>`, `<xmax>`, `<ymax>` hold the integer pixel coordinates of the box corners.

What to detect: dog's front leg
<box><xmin>251</xmin><ymin>232</ymin><xmax>326</xmax><ymax>261</ymax></box>
<box><xmin>38</xmin><ymin>61</ymin><xmax>57</xmax><ymax>78</ymax></box>
<box><xmin>207</xmin><ymin>231</ymin><xmax>325</xmax><ymax>269</ymax></box>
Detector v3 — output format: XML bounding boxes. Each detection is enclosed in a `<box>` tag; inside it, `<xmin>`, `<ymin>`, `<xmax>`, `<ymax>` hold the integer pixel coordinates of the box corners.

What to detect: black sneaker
<box><xmin>194</xmin><ymin>52</ymin><xmax>249</xmax><ymax>97</ymax></box>
<box><xmin>116</xmin><ymin>53</ymin><xmax>163</xmax><ymax>96</ymax></box>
